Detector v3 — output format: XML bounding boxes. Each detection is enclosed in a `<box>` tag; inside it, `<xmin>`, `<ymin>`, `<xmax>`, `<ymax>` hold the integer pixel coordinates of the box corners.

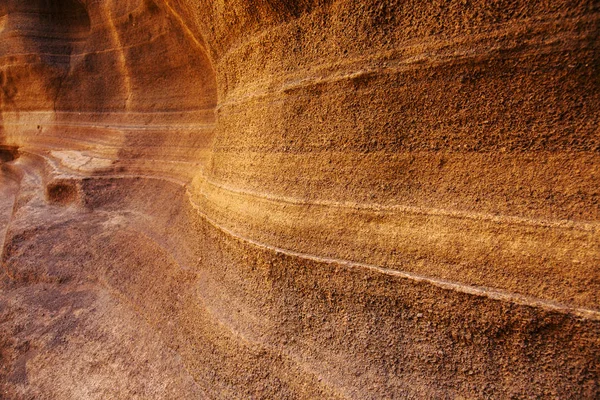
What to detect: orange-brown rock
<box><xmin>1</xmin><ymin>0</ymin><xmax>599</xmax><ymax>398</ymax></box>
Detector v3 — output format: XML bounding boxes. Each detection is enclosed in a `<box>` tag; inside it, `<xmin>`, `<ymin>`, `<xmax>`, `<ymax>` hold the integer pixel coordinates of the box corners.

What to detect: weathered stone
<box><xmin>0</xmin><ymin>1</ymin><xmax>599</xmax><ymax>398</ymax></box>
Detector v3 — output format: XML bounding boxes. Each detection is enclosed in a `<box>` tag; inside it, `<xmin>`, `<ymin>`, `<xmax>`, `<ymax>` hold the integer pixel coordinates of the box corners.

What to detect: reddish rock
<box><xmin>1</xmin><ymin>1</ymin><xmax>599</xmax><ymax>398</ymax></box>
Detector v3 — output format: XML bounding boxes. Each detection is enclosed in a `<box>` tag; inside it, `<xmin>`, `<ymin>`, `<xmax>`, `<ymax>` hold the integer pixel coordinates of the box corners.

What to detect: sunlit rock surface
<box><xmin>1</xmin><ymin>1</ymin><xmax>599</xmax><ymax>398</ymax></box>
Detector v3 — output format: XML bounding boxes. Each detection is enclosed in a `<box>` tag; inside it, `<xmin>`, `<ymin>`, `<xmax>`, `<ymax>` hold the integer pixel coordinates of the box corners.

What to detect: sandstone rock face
<box><xmin>1</xmin><ymin>1</ymin><xmax>599</xmax><ymax>398</ymax></box>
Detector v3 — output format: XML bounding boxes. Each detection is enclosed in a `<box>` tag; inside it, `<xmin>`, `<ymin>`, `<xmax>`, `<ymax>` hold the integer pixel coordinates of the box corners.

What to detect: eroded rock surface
<box><xmin>1</xmin><ymin>1</ymin><xmax>599</xmax><ymax>398</ymax></box>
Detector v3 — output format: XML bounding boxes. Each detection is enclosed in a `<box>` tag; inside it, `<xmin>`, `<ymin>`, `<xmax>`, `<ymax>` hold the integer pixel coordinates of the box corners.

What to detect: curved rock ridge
<box><xmin>1</xmin><ymin>0</ymin><xmax>217</xmax><ymax>182</ymax></box>
<box><xmin>1</xmin><ymin>0</ymin><xmax>599</xmax><ymax>398</ymax></box>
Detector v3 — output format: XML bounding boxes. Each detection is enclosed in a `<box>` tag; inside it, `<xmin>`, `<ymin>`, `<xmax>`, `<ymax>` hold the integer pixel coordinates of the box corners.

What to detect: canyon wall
<box><xmin>1</xmin><ymin>0</ymin><xmax>599</xmax><ymax>398</ymax></box>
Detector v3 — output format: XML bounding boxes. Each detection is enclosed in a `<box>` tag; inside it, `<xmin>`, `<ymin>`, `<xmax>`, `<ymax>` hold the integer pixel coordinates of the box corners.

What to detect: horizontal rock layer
<box><xmin>1</xmin><ymin>0</ymin><xmax>599</xmax><ymax>398</ymax></box>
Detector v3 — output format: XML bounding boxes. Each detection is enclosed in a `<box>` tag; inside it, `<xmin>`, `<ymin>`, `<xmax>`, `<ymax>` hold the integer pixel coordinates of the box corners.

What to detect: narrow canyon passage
<box><xmin>1</xmin><ymin>1</ymin><xmax>599</xmax><ymax>399</ymax></box>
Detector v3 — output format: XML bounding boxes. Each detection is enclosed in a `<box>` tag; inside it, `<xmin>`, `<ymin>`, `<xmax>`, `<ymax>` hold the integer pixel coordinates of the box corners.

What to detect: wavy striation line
<box><xmin>186</xmin><ymin>186</ymin><xmax>600</xmax><ymax>321</ymax></box>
